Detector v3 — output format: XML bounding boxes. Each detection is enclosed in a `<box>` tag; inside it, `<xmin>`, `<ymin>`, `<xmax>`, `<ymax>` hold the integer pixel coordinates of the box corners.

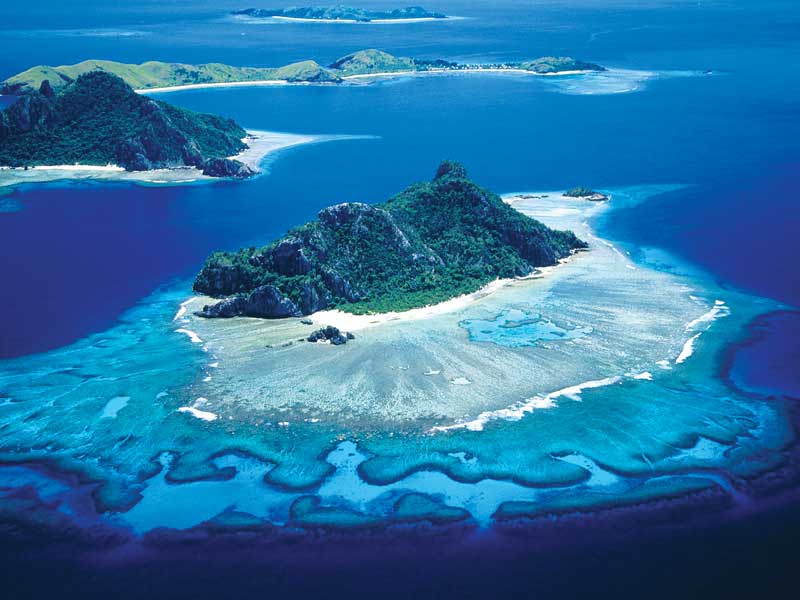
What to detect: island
<box><xmin>232</xmin><ymin>5</ymin><xmax>447</xmax><ymax>23</ymax></box>
<box><xmin>1</xmin><ymin>50</ymin><xmax>606</xmax><ymax>96</ymax></box>
<box><xmin>0</xmin><ymin>71</ymin><xmax>254</xmax><ymax>176</ymax></box>
<box><xmin>563</xmin><ymin>187</ymin><xmax>610</xmax><ymax>201</ymax></box>
<box><xmin>193</xmin><ymin>160</ymin><xmax>587</xmax><ymax>319</ymax></box>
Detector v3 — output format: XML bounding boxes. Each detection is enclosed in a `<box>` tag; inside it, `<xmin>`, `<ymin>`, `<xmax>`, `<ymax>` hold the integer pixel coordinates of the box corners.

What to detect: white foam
<box><xmin>685</xmin><ymin>299</ymin><xmax>730</xmax><ymax>330</ymax></box>
<box><xmin>676</xmin><ymin>333</ymin><xmax>702</xmax><ymax>364</ymax></box>
<box><xmin>433</xmin><ymin>376</ymin><xmax>621</xmax><ymax>432</ymax></box>
<box><xmin>424</xmin><ymin>369</ymin><xmax>441</xmax><ymax>376</ymax></box>
<box><xmin>656</xmin><ymin>359</ymin><xmax>672</xmax><ymax>370</ymax></box>
<box><xmin>177</xmin><ymin>406</ymin><xmax>218</xmax><ymax>422</ymax></box>
<box><xmin>175</xmin><ymin>328</ymin><xmax>203</xmax><ymax>344</ymax></box>
<box><xmin>633</xmin><ymin>371</ymin><xmax>653</xmax><ymax>380</ymax></box>
<box><xmin>173</xmin><ymin>297</ymin><xmax>196</xmax><ymax>321</ymax></box>
<box><xmin>451</xmin><ymin>377</ymin><xmax>472</xmax><ymax>385</ymax></box>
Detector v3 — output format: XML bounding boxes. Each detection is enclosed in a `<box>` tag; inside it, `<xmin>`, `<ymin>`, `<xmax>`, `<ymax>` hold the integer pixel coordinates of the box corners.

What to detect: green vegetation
<box><xmin>564</xmin><ymin>187</ymin><xmax>599</xmax><ymax>197</ymax></box>
<box><xmin>232</xmin><ymin>6</ymin><xmax>447</xmax><ymax>22</ymax></box>
<box><xmin>519</xmin><ymin>57</ymin><xmax>605</xmax><ymax>74</ymax></box>
<box><xmin>329</xmin><ymin>49</ymin><xmax>416</xmax><ymax>75</ymax></box>
<box><xmin>0</xmin><ymin>59</ymin><xmax>339</xmax><ymax>95</ymax></box>
<box><xmin>2</xmin><ymin>51</ymin><xmax>604</xmax><ymax>95</ymax></box>
<box><xmin>194</xmin><ymin>161</ymin><xmax>586</xmax><ymax>318</ymax></box>
<box><xmin>0</xmin><ymin>72</ymin><xmax>247</xmax><ymax>171</ymax></box>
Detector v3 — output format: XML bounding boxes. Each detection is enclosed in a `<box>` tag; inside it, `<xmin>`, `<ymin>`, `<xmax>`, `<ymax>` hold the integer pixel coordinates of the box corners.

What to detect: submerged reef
<box><xmin>0</xmin><ymin>186</ymin><xmax>794</xmax><ymax>542</ymax></box>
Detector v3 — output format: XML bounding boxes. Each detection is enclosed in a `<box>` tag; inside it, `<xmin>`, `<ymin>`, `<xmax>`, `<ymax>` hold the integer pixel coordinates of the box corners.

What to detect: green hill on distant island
<box><xmin>0</xmin><ymin>71</ymin><xmax>252</xmax><ymax>175</ymax></box>
<box><xmin>0</xmin><ymin>58</ymin><xmax>340</xmax><ymax>96</ymax></box>
<box><xmin>232</xmin><ymin>5</ymin><xmax>447</xmax><ymax>22</ymax></box>
<box><xmin>193</xmin><ymin>161</ymin><xmax>587</xmax><ymax>318</ymax></box>
<box><xmin>1</xmin><ymin>50</ymin><xmax>604</xmax><ymax>95</ymax></box>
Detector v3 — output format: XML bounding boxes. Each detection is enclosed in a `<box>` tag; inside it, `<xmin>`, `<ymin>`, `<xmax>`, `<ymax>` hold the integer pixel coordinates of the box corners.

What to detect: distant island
<box><xmin>0</xmin><ymin>71</ymin><xmax>254</xmax><ymax>176</ymax></box>
<box><xmin>564</xmin><ymin>187</ymin><xmax>610</xmax><ymax>201</ymax></box>
<box><xmin>1</xmin><ymin>50</ymin><xmax>606</xmax><ymax>96</ymax></box>
<box><xmin>232</xmin><ymin>5</ymin><xmax>447</xmax><ymax>23</ymax></box>
<box><xmin>193</xmin><ymin>161</ymin><xmax>587</xmax><ymax>319</ymax></box>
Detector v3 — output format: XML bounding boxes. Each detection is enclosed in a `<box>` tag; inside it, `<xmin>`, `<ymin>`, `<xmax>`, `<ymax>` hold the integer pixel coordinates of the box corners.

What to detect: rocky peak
<box><xmin>434</xmin><ymin>160</ymin><xmax>468</xmax><ymax>181</ymax></box>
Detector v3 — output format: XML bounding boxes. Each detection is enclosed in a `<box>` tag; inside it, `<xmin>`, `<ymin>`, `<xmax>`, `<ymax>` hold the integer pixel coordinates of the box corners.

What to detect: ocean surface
<box><xmin>1</xmin><ymin>1</ymin><xmax>799</xmax><ymax>598</ymax></box>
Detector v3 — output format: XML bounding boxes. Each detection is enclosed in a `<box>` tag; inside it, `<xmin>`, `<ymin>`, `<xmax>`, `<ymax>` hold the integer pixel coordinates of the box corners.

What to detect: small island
<box><xmin>0</xmin><ymin>71</ymin><xmax>254</xmax><ymax>176</ymax></box>
<box><xmin>1</xmin><ymin>50</ymin><xmax>606</xmax><ymax>96</ymax></box>
<box><xmin>232</xmin><ymin>5</ymin><xmax>447</xmax><ymax>23</ymax></box>
<box><xmin>193</xmin><ymin>161</ymin><xmax>586</xmax><ymax>319</ymax></box>
<box><xmin>564</xmin><ymin>187</ymin><xmax>610</xmax><ymax>201</ymax></box>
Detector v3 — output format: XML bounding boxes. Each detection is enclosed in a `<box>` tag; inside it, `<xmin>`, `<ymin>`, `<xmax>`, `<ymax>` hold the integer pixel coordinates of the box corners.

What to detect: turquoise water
<box><xmin>0</xmin><ymin>4</ymin><xmax>799</xmax><ymax>595</ymax></box>
<box><xmin>460</xmin><ymin>308</ymin><xmax>593</xmax><ymax>347</ymax></box>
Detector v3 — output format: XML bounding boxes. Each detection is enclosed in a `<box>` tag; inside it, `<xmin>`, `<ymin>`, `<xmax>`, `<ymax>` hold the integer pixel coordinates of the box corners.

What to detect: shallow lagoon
<box><xmin>0</xmin><ymin>185</ymin><xmax>791</xmax><ymax>533</ymax></box>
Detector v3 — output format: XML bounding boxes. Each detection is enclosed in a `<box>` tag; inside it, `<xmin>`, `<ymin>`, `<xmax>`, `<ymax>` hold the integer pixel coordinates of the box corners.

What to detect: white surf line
<box><xmin>676</xmin><ymin>333</ymin><xmax>701</xmax><ymax>364</ymax></box>
<box><xmin>674</xmin><ymin>299</ymin><xmax>730</xmax><ymax>365</ymax></box>
<box><xmin>685</xmin><ymin>299</ymin><xmax>730</xmax><ymax>331</ymax></box>
<box><xmin>432</xmin><ymin>376</ymin><xmax>622</xmax><ymax>433</ymax></box>
<box><xmin>178</xmin><ymin>405</ymin><xmax>218</xmax><ymax>422</ymax></box>
<box><xmin>173</xmin><ymin>297</ymin><xmax>197</xmax><ymax>321</ymax></box>
<box><xmin>177</xmin><ymin>396</ymin><xmax>218</xmax><ymax>421</ymax></box>
<box><xmin>175</xmin><ymin>328</ymin><xmax>203</xmax><ymax>344</ymax></box>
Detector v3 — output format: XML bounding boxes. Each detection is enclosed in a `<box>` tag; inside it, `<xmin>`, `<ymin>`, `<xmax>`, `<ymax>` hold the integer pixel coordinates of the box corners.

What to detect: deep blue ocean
<box><xmin>1</xmin><ymin>1</ymin><xmax>799</xmax><ymax>597</ymax></box>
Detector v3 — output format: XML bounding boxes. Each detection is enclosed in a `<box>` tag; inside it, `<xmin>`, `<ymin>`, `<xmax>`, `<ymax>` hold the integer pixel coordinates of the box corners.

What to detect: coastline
<box><xmin>308</xmin><ymin>261</ymin><xmax>570</xmax><ymax>332</ymax></box>
<box><xmin>0</xmin><ymin>184</ymin><xmax>793</xmax><ymax>546</ymax></box>
<box><xmin>236</xmin><ymin>15</ymin><xmax>454</xmax><ymax>25</ymax></box>
<box><xmin>0</xmin><ymin>129</ymin><xmax>321</xmax><ymax>189</ymax></box>
<box><xmin>134</xmin><ymin>67</ymin><xmax>596</xmax><ymax>94</ymax></box>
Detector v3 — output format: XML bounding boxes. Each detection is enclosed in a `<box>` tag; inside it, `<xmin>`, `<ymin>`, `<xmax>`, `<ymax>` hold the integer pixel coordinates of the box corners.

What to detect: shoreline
<box><xmin>308</xmin><ymin>261</ymin><xmax>571</xmax><ymax>333</ymax></box>
<box><xmin>135</xmin><ymin>67</ymin><xmax>597</xmax><ymax>95</ymax></box>
<box><xmin>0</xmin><ymin>129</ymin><xmax>322</xmax><ymax>188</ymax></box>
<box><xmin>234</xmin><ymin>15</ymin><xmax>455</xmax><ymax>25</ymax></box>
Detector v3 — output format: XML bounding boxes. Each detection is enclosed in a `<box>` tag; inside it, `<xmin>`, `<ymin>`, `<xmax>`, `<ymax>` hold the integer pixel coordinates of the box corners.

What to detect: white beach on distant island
<box><xmin>134</xmin><ymin>67</ymin><xmax>597</xmax><ymax>95</ymax></box>
<box><xmin>233</xmin><ymin>15</ymin><xmax>461</xmax><ymax>25</ymax></box>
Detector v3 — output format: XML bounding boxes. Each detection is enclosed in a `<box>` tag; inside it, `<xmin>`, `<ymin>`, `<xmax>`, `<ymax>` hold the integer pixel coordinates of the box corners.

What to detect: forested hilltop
<box><xmin>2</xmin><ymin>50</ymin><xmax>605</xmax><ymax>95</ymax></box>
<box><xmin>194</xmin><ymin>161</ymin><xmax>587</xmax><ymax>319</ymax></box>
<box><xmin>0</xmin><ymin>71</ymin><xmax>252</xmax><ymax>175</ymax></box>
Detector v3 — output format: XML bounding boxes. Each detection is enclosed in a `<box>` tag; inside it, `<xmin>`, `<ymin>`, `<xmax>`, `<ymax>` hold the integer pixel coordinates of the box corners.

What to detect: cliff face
<box><xmin>194</xmin><ymin>161</ymin><xmax>587</xmax><ymax>318</ymax></box>
<box><xmin>0</xmin><ymin>71</ymin><xmax>251</xmax><ymax>174</ymax></box>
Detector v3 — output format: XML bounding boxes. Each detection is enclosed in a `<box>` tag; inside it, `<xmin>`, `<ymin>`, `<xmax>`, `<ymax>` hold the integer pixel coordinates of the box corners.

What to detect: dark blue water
<box><xmin>2</xmin><ymin>66</ymin><xmax>799</xmax><ymax>356</ymax></box>
<box><xmin>1</xmin><ymin>0</ymin><xmax>800</xmax><ymax>596</ymax></box>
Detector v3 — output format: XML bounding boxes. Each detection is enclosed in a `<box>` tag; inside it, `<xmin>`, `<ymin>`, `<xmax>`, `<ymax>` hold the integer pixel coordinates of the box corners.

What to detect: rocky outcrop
<box><xmin>0</xmin><ymin>72</ymin><xmax>249</xmax><ymax>174</ymax></box>
<box><xmin>270</xmin><ymin>238</ymin><xmax>313</xmax><ymax>276</ymax></box>
<box><xmin>307</xmin><ymin>326</ymin><xmax>354</xmax><ymax>345</ymax></box>
<box><xmin>196</xmin><ymin>296</ymin><xmax>247</xmax><ymax>318</ymax></box>
<box><xmin>197</xmin><ymin>284</ymin><xmax>302</xmax><ymax>319</ymax></box>
<box><xmin>201</xmin><ymin>158</ymin><xmax>256</xmax><ymax>179</ymax></box>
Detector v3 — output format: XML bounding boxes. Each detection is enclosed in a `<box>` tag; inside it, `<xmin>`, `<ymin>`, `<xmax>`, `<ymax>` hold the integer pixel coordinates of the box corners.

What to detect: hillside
<box><xmin>0</xmin><ymin>59</ymin><xmax>341</xmax><ymax>95</ymax></box>
<box><xmin>193</xmin><ymin>161</ymin><xmax>587</xmax><ymax>318</ymax></box>
<box><xmin>0</xmin><ymin>72</ymin><xmax>251</xmax><ymax>174</ymax></box>
<box><xmin>2</xmin><ymin>51</ymin><xmax>604</xmax><ymax>95</ymax></box>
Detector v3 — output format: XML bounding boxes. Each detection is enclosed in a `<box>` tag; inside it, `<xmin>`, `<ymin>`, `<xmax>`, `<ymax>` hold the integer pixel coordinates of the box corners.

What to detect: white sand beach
<box><xmin>308</xmin><ymin>263</ymin><xmax>567</xmax><ymax>332</ymax></box>
<box><xmin>132</xmin><ymin>67</ymin><xmax>595</xmax><ymax>95</ymax></box>
<box><xmin>0</xmin><ymin>129</ymin><xmax>321</xmax><ymax>189</ymax></box>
